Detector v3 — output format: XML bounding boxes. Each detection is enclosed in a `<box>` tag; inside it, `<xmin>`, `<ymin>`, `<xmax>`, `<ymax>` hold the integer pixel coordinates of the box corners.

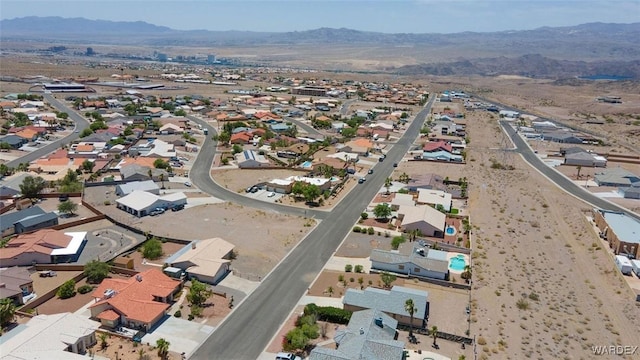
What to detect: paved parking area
<box><xmin>142</xmin><ymin>316</ymin><xmax>215</xmax><ymax>358</ymax></box>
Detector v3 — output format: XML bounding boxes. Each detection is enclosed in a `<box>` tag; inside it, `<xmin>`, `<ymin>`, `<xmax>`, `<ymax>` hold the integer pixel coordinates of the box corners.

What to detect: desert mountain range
<box><xmin>2</xmin><ymin>17</ymin><xmax>640</xmax><ymax>78</ymax></box>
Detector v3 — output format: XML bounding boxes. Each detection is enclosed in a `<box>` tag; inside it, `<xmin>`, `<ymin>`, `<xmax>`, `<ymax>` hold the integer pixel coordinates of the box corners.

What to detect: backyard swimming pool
<box><xmin>449</xmin><ymin>254</ymin><xmax>467</xmax><ymax>271</ymax></box>
<box><xmin>445</xmin><ymin>226</ymin><xmax>457</xmax><ymax>236</ymax></box>
<box><xmin>301</xmin><ymin>161</ymin><xmax>313</xmax><ymax>168</ymax></box>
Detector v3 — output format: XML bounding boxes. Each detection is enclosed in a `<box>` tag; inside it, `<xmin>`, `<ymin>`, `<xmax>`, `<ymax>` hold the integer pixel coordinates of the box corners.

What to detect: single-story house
<box><xmin>593</xmin><ymin>209</ymin><xmax>640</xmax><ymax>259</ymax></box>
<box><xmin>266</xmin><ymin>176</ymin><xmax>332</xmax><ymax>194</ymax></box>
<box><xmin>309</xmin><ymin>309</ymin><xmax>404</xmax><ymax>360</ymax></box>
<box><xmin>0</xmin><ymin>313</ymin><xmax>104</xmax><ymax>359</ymax></box>
<box><xmin>397</xmin><ymin>204</ymin><xmax>446</xmax><ymax>237</ymax></box>
<box><xmin>235</xmin><ymin>150</ymin><xmax>271</xmax><ymax>169</ymax></box>
<box><xmin>620</xmin><ymin>186</ymin><xmax>640</xmax><ymax>200</ymax></box>
<box><xmin>343</xmin><ymin>138</ymin><xmax>373</xmax><ymax>156</ymax></box>
<box><xmin>370</xmin><ymin>243</ymin><xmax>450</xmax><ymax>281</ymax></box>
<box><xmin>564</xmin><ymin>150</ymin><xmax>607</xmax><ymax>167</ymax></box>
<box><xmin>416</xmin><ymin>189</ymin><xmax>452</xmax><ymax>212</ymax></box>
<box><xmin>0</xmin><ymin>206</ymin><xmax>58</xmax><ymax>236</ymax></box>
<box><xmin>431</xmin><ymin>121</ymin><xmax>457</xmax><ymax>135</ymax></box>
<box><xmin>89</xmin><ymin>269</ymin><xmax>182</xmax><ymax>331</ymax></box>
<box><xmin>343</xmin><ymin>285</ymin><xmax>429</xmax><ymax>328</ymax></box>
<box><xmin>542</xmin><ymin>131</ymin><xmax>584</xmax><ymax>144</ymax></box>
<box><xmin>0</xmin><ymin>230</ymin><xmax>87</xmax><ymax>267</ymax></box>
<box><xmin>14</xmin><ymin>211</ymin><xmax>59</xmax><ymax>234</ymax></box>
<box><xmin>390</xmin><ymin>193</ymin><xmax>415</xmax><ymax>209</ymax></box>
<box><xmin>116</xmin><ymin>190</ymin><xmax>187</xmax><ymax>217</ymax></box>
<box><xmin>120</xmin><ymin>164</ymin><xmax>169</xmax><ymax>182</ymax></box>
<box><xmin>0</xmin><ymin>185</ymin><xmax>20</xmax><ymax>199</ymax></box>
<box><xmin>159</xmin><ymin>123</ymin><xmax>183</xmax><ymax>134</ymax></box>
<box><xmin>404</xmin><ymin>173</ymin><xmax>445</xmax><ymax>192</ymax></box>
<box><xmin>115</xmin><ymin>180</ymin><xmax>160</xmax><ymax>196</ymax></box>
<box><xmin>594</xmin><ymin>168</ymin><xmax>640</xmax><ymax>187</ymax></box>
<box><xmin>0</xmin><ymin>267</ymin><xmax>34</xmax><ymax>305</ymax></box>
<box><xmin>269</xmin><ymin>123</ymin><xmax>292</xmax><ymax>133</ymax></box>
<box><xmin>420</xmin><ymin>150</ymin><xmax>463</xmax><ymax>162</ymax></box>
<box><xmin>164</xmin><ymin>238</ymin><xmax>235</xmax><ymax>285</ymax></box>
<box><xmin>0</xmin><ymin>134</ymin><xmax>27</xmax><ymax>149</ymax></box>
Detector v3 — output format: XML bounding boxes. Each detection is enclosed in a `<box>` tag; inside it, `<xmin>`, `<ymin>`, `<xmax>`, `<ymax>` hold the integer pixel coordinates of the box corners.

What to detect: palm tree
<box><xmin>98</xmin><ymin>332</ymin><xmax>109</xmax><ymax>349</ymax></box>
<box><xmin>461</xmin><ymin>265</ymin><xmax>472</xmax><ymax>283</ymax></box>
<box><xmin>404</xmin><ymin>298</ymin><xmax>417</xmax><ymax>336</ymax></box>
<box><xmin>159</xmin><ymin>173</ymin><xmax>165</xmax><ymax>189</ymax></box>
<box><xmin>0</xmin><ymin>298</ymin><xmax>17</xmax><ymax>327</ymax></box>
<box><xmin>156</xmin><ymin>338</ymin><xmax>170</xmax><ymax>360</ymax></box>
<box><xmin>137</xmin><ymin>348</ymin><xmax>147</xmax><ymax>360</ymax></box>
<box><xmin>326</xmin><ymin>286</ymin><xmax>334</xmax><ymax>297</ymax></box>
<box><xmin>430</xmin><ymin>325</ymin><xmax>439</xmax><ymax>346</ymax></box>
<box><xmin>384</xmin><ymin>177</ymin><xmax>392</xmax><ymax>194</ymax></box>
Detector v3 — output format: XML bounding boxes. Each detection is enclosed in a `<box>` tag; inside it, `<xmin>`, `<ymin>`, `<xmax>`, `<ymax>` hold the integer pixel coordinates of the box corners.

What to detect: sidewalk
<box><xmin>324</xmin><ymin>256</ymin><xmax>371</xmax><ymax>273</ymax></box>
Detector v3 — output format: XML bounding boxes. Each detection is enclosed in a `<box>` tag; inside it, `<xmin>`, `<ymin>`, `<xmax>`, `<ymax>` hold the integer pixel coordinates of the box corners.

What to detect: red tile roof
<box><xmin>96</xmin><ymin>309</ymin><xmax>120</xmax><ymax>321</ymax></box>
<box><xmin>423</xmin><ymin>141</ymin><xmax>452</xmax><ymax>153</ymax></box>
<box><xmin>90</xmin><ymin>269</ymin><xmax>180</xmax><ymax>324</ymax></box>
<box><xmin>0</xmin><ymin>230</ymin><xmax>72</xmax><ymax>260</ymax></box>
<box><xmin>230</xmin><ymin>132</ymin><xmax>252</xmax><ymax>144</ymax></box>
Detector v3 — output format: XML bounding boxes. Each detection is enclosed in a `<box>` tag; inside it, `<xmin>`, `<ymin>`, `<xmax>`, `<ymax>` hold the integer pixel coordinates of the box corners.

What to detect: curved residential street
<box><xmin>500</xmin><ymin>120</ymin><xmax>640</xmax><ymax>221</ymax></box>
<box><xmin>190</xmin><ymin>98</ymin><xmax>435</xmax><ymax>359</ymax></box>
<box><xmin>6</xmin><ymin>93</ymin><xmax>90</xmax><ymax>168</ymax></box>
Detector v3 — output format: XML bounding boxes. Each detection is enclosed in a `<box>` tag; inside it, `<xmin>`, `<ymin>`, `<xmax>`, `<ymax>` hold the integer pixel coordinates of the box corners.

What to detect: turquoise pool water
<box><xmin>449</xmin><ymin>254</ymin><xmax>466</xmax><ymax>271</ymax></box>
<box><xmin>301</xmin><ymin>161</ymin><xmax>313</xmax><ymax>168</ymax></box>
<box><xmin>445</xmin><ymin>226</ymin><xmax>457</xmax><ymax>236</ymax></box>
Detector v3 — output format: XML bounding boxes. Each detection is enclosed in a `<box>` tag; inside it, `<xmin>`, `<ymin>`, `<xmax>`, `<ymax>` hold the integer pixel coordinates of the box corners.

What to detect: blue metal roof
<box><xmin>602</xmin><ymin>211</ymin><xmax>640</xmax><ymax>244</ymax></box>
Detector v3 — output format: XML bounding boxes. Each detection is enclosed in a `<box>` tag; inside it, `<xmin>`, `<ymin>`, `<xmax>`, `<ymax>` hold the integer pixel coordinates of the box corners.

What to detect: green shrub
<box><xmin>367</xmin><ymin>227</ymin><xmax>375</xmax><ymax>235</ymax></box>
<box><xmin>352</xmin><ymin>226</ymin><xmax>362</xmax><ymax>233</ymax></box>
<box><xmin>77</xmin><ymin>284</ymin><xmax>94</xmax><ymax>294</ymax></box>
<box><xmin>304</xmin><ymin>303</ymin><xmax>352</xmax><ymax>324</ymax></box>
<box><xmin>349</xmin><ymin>277</ymin><xmax>354</xmax><ymax>282</ymax></box>
<box><xmin>360</xmin><ymin>212</ymin><xmax>368</xmax><ymax>220</ymax></box>
<box><xmin>391</xmin><ymin>235</ymin><xmax>406</xmax><ymax>250</ymax></box>
<box><xmin>345</xmin><ymin>264</ymin><xmax>353</xmax><ymax>272</ymax></box>
<box><xmin>57</xmin><ymin>279</ymin><xmax>76</xmax><ymax>299</ymax></box>
<box><xmin>174</xmin><ymin>310</ymin><xmax>182</xmax><ymax>317</ymax></box>
<box><xmin>354</xmin><ymin>265</ymin><xmax>364</xmax><ymax>273</ymax></box>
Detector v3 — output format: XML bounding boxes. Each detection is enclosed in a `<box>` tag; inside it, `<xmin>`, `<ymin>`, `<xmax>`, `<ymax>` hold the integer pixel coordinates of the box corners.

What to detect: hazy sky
<box><xmin>1</xmin><ymin>0</ymin><xmax>638</xmax><ymax>33</ymax></box>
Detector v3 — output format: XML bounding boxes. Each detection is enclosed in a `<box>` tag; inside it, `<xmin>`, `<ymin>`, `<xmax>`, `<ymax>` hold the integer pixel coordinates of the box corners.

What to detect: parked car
<box><xmin>267</xmin><ymin>192</ymin><xmax>276</xmax><ymax>197</ymax></box>
<box><xmin>276</xmin><ymin>353</ymin><xmax>302</xmax><ymax>360</ymax></box>
<box><xmin>150</xmin><ymin>207</ymin><xmax>165</xmax><ymax>216</ymax></box>
<box><xmin>58</xmin><ymin>194</ymin><xmax>69</xmax><ymax>202</ymax></box>
<box><xmin>368</xmin><ymin>169</ymin><xmax>374</xmax><ymax>174</ymax></box>
<box><xmin>184</xmin><ymin>181</ymin><xmax>192</xmax><ymax>187</ymax></box>
<box><xmin>250</xmin><ymin>187</ymin><xmax>259</xmax><ymax>193</ymax></box>
<box><xmin>358</xmin><ymin>177</ymin><xmax>366</xmax><ymax>184</ymax></box>
<box><xmin>393</xmin><ymin>162</ymin><xmax>398</xmax><ymax>167</ymax></box>
<box><xmin>171</xmin><ymin>204</ymin><xmax>185</xmax><ymax>212</ymax></box>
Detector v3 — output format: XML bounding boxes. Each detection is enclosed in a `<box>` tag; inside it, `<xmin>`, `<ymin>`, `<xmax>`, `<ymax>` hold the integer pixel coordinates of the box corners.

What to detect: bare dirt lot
<box><xmin>460</xmin><ymin>98</ymin><xmax>640</xmax><ymax>359</ymax></box>
<box><xmin>84</xmin><ymin>186</ymin><xmax>315</xmax><ymax>280</ymax></box>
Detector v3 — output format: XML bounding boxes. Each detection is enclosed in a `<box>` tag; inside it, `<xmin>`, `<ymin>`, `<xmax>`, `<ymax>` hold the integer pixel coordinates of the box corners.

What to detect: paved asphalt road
<box><xmin>190</xmin><ymin>98</ymin><xmax>435</xmax><ymax>360</ymax></box>
<box><xmin>6</xmin><ymin>94</ymin><xmax>89</xmax><ymax>168</ymax></box>
<box><xmin>187</xmin><ymin>114</ymin><xmax>329</xmax><ymax>220</ymax></box>
<box><xmin>500</xmin><ymin>120</ymin><xmax>640</xmax><ymax>221</ymax></box>
<box><xmin>285</xmin><ymin>116</ymin><xmax>322</xmax><ymax>138</ymax></box>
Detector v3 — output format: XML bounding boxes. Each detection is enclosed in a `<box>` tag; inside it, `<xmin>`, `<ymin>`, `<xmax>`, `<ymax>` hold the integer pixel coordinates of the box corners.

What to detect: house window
<box><xmin>414</xmin><ymin>268</ymin><xmax>420</xmax><ymax>273</ymax></box>
<box><xmin>398</xmin><ymin>265</ymin><xmax>405</xmax><ymax>270</ymax></box>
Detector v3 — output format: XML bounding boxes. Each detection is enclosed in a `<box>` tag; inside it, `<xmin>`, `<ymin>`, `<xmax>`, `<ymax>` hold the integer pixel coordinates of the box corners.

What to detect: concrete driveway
<box><xmin>143</xmin><ymin>316</ymin><xmax>215</xmax><ymax>358</ymax></box>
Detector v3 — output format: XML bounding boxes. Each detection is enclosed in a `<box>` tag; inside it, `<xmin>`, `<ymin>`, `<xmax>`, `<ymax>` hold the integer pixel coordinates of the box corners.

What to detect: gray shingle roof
<box><xmin>15</xmin><ymin>212</ymin><xmax>58</xmax><ymax>228</ymax></box>
<box><xmin>310</xmin><ymin>309</ymin><xmax>404</xmax><ymax>360</ymax></box>
<box><xmin>0</xmin><ymin>206</ymin><xmax>45</xmax><ymax>232</ymax></box>
<box><xmin>343</xmin><ymin>285</ymin><xmax>428</xmax><ymax>320</ymax></box>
